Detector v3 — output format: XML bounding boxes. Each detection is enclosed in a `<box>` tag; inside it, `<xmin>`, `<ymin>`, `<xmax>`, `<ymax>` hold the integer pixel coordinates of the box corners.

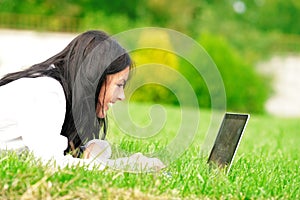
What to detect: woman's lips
<box><xmin>97</xmin><ymin>102</ymin><xmax>114</xmax><ymax>118</ymax></box>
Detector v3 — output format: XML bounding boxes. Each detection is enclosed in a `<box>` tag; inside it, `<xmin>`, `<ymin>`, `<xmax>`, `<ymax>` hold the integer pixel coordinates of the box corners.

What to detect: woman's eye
<box><xmin>117</xmin><ymin>84</ymin><xmax>124</xmax><ymax>88</ymax></box>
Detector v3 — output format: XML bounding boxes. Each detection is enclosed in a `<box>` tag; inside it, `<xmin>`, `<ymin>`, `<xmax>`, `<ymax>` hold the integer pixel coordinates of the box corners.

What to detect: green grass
<box><xmin>1</xmin><ymin>102</ymin><xmax>299</xmax><ymax>199</ymax></box>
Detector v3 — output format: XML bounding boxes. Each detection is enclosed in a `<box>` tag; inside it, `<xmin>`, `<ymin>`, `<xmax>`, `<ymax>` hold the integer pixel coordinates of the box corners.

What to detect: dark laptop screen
<box><xmin>208</xmin><ymin>113</ymin><xmax>249</xmax><ymax>169</ymax></box>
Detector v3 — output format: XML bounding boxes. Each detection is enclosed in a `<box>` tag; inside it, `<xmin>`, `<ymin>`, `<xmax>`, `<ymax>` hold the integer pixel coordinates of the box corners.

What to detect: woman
<box><xmin>0</xmin><ymin>30</ymin><xmax>164</xmax><ymax>171</ymax></box>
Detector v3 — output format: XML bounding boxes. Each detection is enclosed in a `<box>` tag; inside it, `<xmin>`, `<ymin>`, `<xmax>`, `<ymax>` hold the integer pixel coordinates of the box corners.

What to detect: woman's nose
<box><xmin>117</xmin><ymin>89</ymin><xmax>125</xmax><ymax>101</ymax></box>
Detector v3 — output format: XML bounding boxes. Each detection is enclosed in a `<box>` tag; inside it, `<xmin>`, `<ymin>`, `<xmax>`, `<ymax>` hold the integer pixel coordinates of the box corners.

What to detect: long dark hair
<box><xmin>0</xmin><ymin>30</ymin><xmax>133</xmax><ymax>157</ymax></box>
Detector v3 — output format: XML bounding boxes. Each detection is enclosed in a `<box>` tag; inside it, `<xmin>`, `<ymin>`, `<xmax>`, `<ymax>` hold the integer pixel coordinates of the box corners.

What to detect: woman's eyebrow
<box><xmin>120</xmin><ymin>78</ymin><xmax>126</xmax><ymax>83</ymax></box>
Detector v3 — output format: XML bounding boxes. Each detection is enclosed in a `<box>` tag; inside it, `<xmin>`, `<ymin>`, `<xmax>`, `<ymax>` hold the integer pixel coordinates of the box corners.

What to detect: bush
<box><xmin>126</xmin><ymin>31</ymin><xmax>270</xmax><ymax>113</ymax></box>
<box><xmin>197</xmin><ymin>33</ymin><xmax>271</xmax><ymax>113</ymax></box>
<box><xmin>128</xmin><ymin>29</ymin><xmax>180</xmax><ymax>105</ymax></box>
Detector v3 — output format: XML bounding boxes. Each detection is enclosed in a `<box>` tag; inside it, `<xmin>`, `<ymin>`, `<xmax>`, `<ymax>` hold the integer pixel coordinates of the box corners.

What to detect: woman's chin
<box><xmin>97</xmin><ymin>110</ymin><xmax>107</xmax><ymax>118</ymax></box>
<box><xmin>97</xmin><ymin>112</ymin><xmax>105</xmax><ymax>118</ymax></box>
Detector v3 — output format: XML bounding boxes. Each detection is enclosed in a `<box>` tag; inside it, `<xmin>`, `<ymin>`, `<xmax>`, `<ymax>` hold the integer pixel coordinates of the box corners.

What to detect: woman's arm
<box><xmin>83</xmin><ymin>139</ymin><xmax>165</xmax><ymax>172</ymax></box>
<box><xmin>15</xmin><ymin>77</ymin><xmax>104</xmax><ymax>170</ymax></box>
<box><xmin>18</xmin><ymin>77</ymin><xmax>67</xmax><ymax>161</ymax></box>
<box><xmin>13</xmin><ymin>77</ymin><xmax>162</xmax><ymax>171</ymax></box>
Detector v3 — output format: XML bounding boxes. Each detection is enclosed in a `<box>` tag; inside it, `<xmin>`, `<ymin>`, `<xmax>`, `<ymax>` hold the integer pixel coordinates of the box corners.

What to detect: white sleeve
<box><xmin>11</xmin><ymin>77</ymin><xmax>105</xmax><ymax>170</ymax></box>
<box><xmin>18</xmin><ymin>77</ymin><xmax>68</xmax><ymax>162</ymax></box>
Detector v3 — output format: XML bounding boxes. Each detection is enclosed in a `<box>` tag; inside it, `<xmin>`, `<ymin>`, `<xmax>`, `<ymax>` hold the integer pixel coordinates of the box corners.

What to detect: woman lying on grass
<box><xmin>0</xmin><ymin>30</ymin><xmax>164</xmax><ymax>172</ymax></box>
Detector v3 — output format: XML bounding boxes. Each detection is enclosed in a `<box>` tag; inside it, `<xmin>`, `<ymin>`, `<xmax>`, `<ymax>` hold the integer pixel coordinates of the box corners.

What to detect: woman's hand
<box><xmin>83</xmin><ymin>139</ymin><xmax>112</xmax><ymax>160</ymax></box>
<box><xmin>102</xmin><ymin>152</ymin><xmax>166</xmax><ymax>172</ymax></box>
<box><xmin>82</xmin><ymin>139</ymin><xmax>165</xmax><ymax>172</ymax></box>
<box><xmin>118</xmin><ymin>152</ymin><xmax>166</xmax><ymax>172</ymax></box>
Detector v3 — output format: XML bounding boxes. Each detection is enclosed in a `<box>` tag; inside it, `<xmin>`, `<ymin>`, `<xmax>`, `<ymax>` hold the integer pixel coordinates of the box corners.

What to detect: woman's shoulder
<box><xmin>0</xmin><ymin>76</ymin><xmax>66</xmax><ymax>110</ymax></box>
<box><xmin>25</xmin><ymin>77</ymin><xmax>66</xmax><ymax>104</ymax></box>
<box><xmin>2</xmin><ymin>76</ymin><xmax>64</xmax><ymax>95</ymax></box>
<box><xmin>0</xmin><ymin>76</ymin><xmax>66</xmax><ymax>142</ymax></box>
<box><xmin>13</xmin><ymin>76</ymin><xmax>62</xmax><ymax>89</ymax></box>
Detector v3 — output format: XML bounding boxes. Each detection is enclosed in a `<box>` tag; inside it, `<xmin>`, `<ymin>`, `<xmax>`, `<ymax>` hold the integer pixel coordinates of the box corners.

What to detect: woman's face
<box><xmin>96</xmin><ymin>67</ymin><xmax>130</xmax><ymax>118</ymax></box>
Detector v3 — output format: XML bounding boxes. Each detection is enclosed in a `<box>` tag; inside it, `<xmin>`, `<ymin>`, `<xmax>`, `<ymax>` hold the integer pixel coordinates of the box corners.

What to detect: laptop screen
<box><xmin>208</xmin><ymin>113</ymin><xmax>249</xmax><ymax>170</ymax></box>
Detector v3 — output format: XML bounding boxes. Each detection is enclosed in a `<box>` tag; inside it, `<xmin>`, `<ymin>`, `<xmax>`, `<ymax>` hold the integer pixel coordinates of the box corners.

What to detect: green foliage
<box><xmin>125</xmin><ymin>32</ymin><xmax>270</xmax><ymax>113</ymax></box>
<box><xmin>1</xmin><ymin>0</ymin><xmax>300</xmax><ymax>35</ymax></box>
<box><xmin>128</xmin><ymin>30</ymin><xmax>180</xmax><ymax>105</ymax></box>
<box><xmin>0</xmin><ymin>0</ymin><xmax>299</xmax><ymax>112</ymax></box>
<box><xmin>198</xmin><ymin>33</ymin><xmax>271</xmax><ymax>113</ymax></box>
<box><xmin>243</xmin><ymin>0</ymin><xmax>300</xmax><ymax>34</ymax></box>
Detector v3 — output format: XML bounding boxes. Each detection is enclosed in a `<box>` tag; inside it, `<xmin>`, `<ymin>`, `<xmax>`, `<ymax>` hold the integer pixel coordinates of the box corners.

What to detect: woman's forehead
<box><xmin>107</xmin><ymin>67</ymin><xmax>130</xmax><ymax>81</ymax></box>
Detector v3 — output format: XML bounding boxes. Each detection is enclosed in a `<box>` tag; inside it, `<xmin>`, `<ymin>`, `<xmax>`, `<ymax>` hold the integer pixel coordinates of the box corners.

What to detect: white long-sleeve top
<box><xmin>0</xmin><ymin>76</ymin><xmax>165</xmax><ymax>172</ymax></box>
<box><xmin>0</xmin><ymin>76</ymin><xmax>104</xmax><ymax>169</ymax></box>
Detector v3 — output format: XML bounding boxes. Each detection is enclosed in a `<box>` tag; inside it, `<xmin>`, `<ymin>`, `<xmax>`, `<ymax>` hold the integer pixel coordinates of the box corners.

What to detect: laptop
<box><xmin>207</xmin><ymin>113</ymin><xmax>250</xmax><ymax>173</ymax></box>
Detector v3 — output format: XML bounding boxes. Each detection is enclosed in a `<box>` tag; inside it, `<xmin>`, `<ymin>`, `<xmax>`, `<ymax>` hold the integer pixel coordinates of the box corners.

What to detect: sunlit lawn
<box><xmin>0</xmin><ymin>102</ymin><xmax>299</xmax><ymax>199</ymax></box>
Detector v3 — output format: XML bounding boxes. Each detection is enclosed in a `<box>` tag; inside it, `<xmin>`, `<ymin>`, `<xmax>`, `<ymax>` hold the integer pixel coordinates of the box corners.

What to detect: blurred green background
<box><xmin>1</xmin><ymin>0</ymin><xmax>299</xmax><ymax>113</ymax></box>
